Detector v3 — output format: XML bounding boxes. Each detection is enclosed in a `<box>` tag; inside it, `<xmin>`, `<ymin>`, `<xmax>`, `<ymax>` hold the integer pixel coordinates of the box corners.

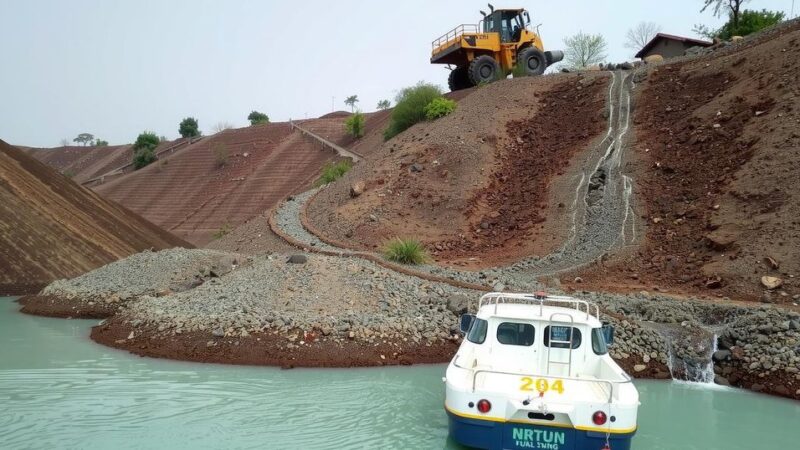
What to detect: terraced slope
<box><xmin>0</xmin><ymin>139</ymin><xmax>190</xmax><ymax>295</ymax></box>
<box><xmin>94</xmin><ymin>121</ymin><xmax>347</xmax><ymax>245</ymax></box>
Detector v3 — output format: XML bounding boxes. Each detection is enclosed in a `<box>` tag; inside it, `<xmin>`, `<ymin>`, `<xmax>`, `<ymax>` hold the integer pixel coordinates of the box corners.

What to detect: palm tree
<box><xmin>344</xmin><ymin>95</ymin><xmax>359</xmax><ymax>112</ymax></box>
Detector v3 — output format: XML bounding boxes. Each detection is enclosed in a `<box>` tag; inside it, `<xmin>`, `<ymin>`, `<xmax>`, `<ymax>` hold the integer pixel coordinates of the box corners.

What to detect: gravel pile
<box><xmin>121</xmin><ymin>253</ymin><xmax>480</xmax><ymax>346</ymax></box>
<box><xmin>42</xmin><ymin>248</ymin><xmax>238</xmax><ymax>304</ymax></box>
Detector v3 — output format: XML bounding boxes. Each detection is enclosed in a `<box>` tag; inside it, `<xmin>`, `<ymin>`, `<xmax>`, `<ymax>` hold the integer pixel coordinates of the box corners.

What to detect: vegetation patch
<box><xmin>248</xmin><ymin>111</ymin><xmax>269</xmax><ymax>125</ymax></box>
<box><xmin>132</xmin><ymin>131</ymin><xmax>160</xmax><ymax>170</ymax></box>
<box><xmin>383</xmin><ymin>82</ymin><xmax>443</xmax><ymax>141</ymax></box>
<box><xmin>344</xmin><ymin>112</ymin><xmax>366</xmax><ymax>138</ymax></box>
<box><xmin>383</xmin><ymin>238</ymin><xmax>429</xmax><ymax>265</ymax></box>
<box><xmin>212</xmin><ymin>143</ymin><xmax>229</xmax><ymax>168</ymax></box>
<box><xmin>212</xmin><ymin>222</ymin><xmax>232</xmax><ymax>240</ymax></box>
<box><xmin>316</xmin><ymin>160</ymin><xmax>352</xmax><ymax>186</ymax></box>
<box><xmin>179</xmin><ymin>117</ymin><xmax>201</xmax><ymax>138</ymax></box>
<box><xmin>423</xmin><ymin>98</ymin><xmax>456</xmax><ymax>120</ymax></box>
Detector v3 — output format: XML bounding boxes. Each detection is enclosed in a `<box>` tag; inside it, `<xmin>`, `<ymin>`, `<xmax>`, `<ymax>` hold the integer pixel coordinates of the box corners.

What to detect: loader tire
<box><xmin>517</xmin><ymin>47</ymin><xmax>547</xmax><ymax>76</ymax></box>
<box><xmin>468</xmin><ymin>55</ymin><xmax>500</xmax><ymax>85</ymax></box>
<box><xmin>448</xmin><ymin>65</ymin><xmax>472</xmax><ymax>91</ymax></box>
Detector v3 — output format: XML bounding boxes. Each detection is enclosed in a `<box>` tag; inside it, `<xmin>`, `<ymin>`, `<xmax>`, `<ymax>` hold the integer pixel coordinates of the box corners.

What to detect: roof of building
<box><xmin>635</xmin><ymin>33</ymin><xmax>714</xmax><ymax>58</ymax></box>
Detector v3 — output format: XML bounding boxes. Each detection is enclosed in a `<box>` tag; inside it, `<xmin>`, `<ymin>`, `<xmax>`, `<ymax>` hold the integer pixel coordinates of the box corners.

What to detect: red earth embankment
<box><xmin>0</xmin><ymin>139</ymin><xmax>189</xmax><ymax>295</ymax></box>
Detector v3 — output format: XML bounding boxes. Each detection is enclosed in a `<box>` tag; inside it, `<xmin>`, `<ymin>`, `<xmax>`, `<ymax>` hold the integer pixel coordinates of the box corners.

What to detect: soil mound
<box><xmin>0</xmin><ymin>139</ymin><xmax>189</xmax><ymax>295</ymax></box>
<box><xmin>307</xmin><ymin>74</ymin><xmax>610</xmax><ymax>267</ymax></box>
<box><xmin>576</xmin><ymin>20</ymin><xmax>800</xmax><ymax>302</ymax></box>
<box><xmin>93</xmin><ymin>121</ymin><xmax>347</xmax><ymax>245</ymax></box>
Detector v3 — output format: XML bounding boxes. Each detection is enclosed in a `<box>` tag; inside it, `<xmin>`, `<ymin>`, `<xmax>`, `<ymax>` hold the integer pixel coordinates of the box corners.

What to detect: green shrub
<box><xmin>212</xmin><ymin>142</ymin><xmax>228</xmax><ymax>168</ymax></box>
<box><xmin>315</xmin><ymin>160</ymin><xmax>352</xmax><ymax>185</ymax></box>
<box><xmin>383</xmin><ymin>238</ymin><xmax>429</xmax><ymax>265</ymax></box>
<box><xmin>133</xmin><ymin>147</ymin><xmax>156</xmax><ymax>169</ymax></box>
<box><xmin>383</xmin><ymin>82</ymin><xmax>443</xmax><ymax>141</ymax></box>
<box><xmin>344</xmin><ymin>112</ymin><xmax>366</xmax><ymax>138</ymax></box>
<box><xmin>423</xmin><ymin>97</ymin><xmax>456</xmax><ymax>120</ymax></box>
<box><xmin>248</xmin><ymin>111</ymin><xmax>270</xmax><ymax>125</ymax></box>
<box><xmin>212</xmin><ymin>222</ymin><xmax>232</xmax><ymax>240</ymax></box>
<box><xmin>94</xmin><ymin>139</ymin><xmax>109</xmax><ymax>147</ymax></box>
<box><xmin>132</xmin><ymin>131</ymin><xmax>159</xmax><ymax>169</ymax></box>
<box><xmin>179</xmin><ymin>117</ymin><xmax>200</xmax><ymax>138</ymax></box>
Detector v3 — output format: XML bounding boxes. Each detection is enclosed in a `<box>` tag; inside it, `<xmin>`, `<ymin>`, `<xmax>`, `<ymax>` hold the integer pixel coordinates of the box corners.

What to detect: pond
<box><xmin>1</xmin><ymin>297</ymin><xmax>798</xmax><ymax>449</ymax></box>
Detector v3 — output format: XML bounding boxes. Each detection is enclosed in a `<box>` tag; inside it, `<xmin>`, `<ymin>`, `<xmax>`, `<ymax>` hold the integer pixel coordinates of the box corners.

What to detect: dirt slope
<box><xmin>307</xmin><ymin>74</ymin><xmax>610</xmax><ymax>267</ymax></box>
<box><xmin>0</xmin><ymin>139</ymin><xmax>190</xmax><ymax>294</ymax></box>
<box><xmin>575</xmin><ymin>20</ymin><xmax>800</xmax><ymax>302</ymax></box>
<box><xmin>93</xmin><ymin>121</ymin><xmax>346</xmax><ymax>245</ymax></box>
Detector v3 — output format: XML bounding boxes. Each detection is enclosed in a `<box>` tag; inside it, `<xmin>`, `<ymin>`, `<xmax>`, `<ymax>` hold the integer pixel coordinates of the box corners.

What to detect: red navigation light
<box><xmin>477</xmin><ymin>399</ymin><xmax>492</xmax><ymax>413</ymax></box>
<box><xmin>592</xmin><ymin>411</ymin><xmax>608</xmax><ymax>425</ymax></box>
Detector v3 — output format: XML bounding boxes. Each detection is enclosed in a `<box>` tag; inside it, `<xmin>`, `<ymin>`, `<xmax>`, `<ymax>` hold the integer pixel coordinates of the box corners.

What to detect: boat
<box><xmin>444</xmin><ymin>292</ymin><xmax>639</xmax><ymax>450</ymax></box>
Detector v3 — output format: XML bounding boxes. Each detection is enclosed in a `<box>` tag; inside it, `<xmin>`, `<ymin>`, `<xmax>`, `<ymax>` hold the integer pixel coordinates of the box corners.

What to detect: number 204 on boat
<box><xmin>444</xmin><ymin>292</ymin><xmax>640</xmax><ymax>450</ymax></box>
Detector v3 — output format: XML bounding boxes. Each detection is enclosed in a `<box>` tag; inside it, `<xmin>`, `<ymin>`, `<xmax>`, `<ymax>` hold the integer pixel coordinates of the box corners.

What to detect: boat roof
<box><xmin>476</xmin><ymin>303</ymin><xmax>602</xmax><ymax>326</ymax></box>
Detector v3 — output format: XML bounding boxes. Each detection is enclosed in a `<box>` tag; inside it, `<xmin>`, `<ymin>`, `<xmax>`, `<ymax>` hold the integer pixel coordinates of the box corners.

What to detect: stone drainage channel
<box><xmin>271</xmin><ymin>71</ymin><xmax>800</xmax><ymax>393</ymax></box>
<box><xmin>273</xmin><ymin>71</ymin><xmax>638</xmax><ymax>291</ymax></box>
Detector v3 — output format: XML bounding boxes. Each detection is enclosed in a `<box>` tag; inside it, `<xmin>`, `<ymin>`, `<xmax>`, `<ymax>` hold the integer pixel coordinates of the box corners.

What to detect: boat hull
<box><xmin>447</xmin><ymin>409</ymin><xmax>635</xmax><ymax>450</ymax></box>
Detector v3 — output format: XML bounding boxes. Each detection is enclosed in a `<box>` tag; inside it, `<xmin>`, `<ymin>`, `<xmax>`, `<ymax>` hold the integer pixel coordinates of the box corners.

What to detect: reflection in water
<box><xmin>1</xmin><ymin>297</ymin><xmax>799</xmax><ymax>450</ymax></box>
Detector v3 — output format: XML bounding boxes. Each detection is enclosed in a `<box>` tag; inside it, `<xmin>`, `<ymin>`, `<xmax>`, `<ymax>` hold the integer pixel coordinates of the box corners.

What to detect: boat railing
<box><xmin>477</xmin><ymin>292</ymin><xmax>600</xmax><ymax>321</ymax></box>
<box><xmin>432</xmin><ymin>24</ymin><xmax>479</xmax><ymax>51</ymax></box>
<box><xmin>453</xmin><ymin>357</ymin><xmax>632</xmax><ymax>404</ymax></box>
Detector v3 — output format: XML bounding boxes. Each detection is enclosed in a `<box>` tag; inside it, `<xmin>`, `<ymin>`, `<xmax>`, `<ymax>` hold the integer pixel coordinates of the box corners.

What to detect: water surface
<box><xmin>1</xmin><ymin>297</ymin><xmax>798</xmax><ymax>449</ymax></box>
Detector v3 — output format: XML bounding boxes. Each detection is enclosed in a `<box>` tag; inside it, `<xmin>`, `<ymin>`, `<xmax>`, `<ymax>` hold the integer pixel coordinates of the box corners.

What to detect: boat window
<box><xmin>591</xmin><ymin>328</ymin><xmax>609</xmax><ymax>355</ymax></box>
<box><xmin>467</xmin><ymin>318</ymin><xmax>488</xmax><ymax>344</ymax></box>
<box><xmin>544</xmin><ymin>326</ymin><xmax>582</xmax><ymax>349</ymax></box>
<box><xmin>496</xmin><ymin>322</ymin><xmax>535</xmax><ymax>346</ymax></box>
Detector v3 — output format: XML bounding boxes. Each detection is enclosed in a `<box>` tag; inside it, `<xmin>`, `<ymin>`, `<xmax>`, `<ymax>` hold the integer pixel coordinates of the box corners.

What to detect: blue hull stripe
<box><xmin>447</xmin><ymin>410</ymin><xmax>635</xmax><ymax>450</ymax></box>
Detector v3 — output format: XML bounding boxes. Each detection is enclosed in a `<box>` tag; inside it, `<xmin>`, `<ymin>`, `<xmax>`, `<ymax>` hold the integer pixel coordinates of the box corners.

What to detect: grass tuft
<box><xmin>316</xmin><ymin>160</ymin><xmax>352</xmax><ymax>186</ymax></box>
<box><xmin>383</xmin><ymin>238</ymin><xmax>429</xmax><ymax>265</ymax></box>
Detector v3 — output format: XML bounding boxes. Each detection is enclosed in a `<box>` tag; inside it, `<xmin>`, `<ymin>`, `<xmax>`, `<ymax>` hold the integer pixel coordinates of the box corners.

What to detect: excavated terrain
<box><xmin>93</xmin><ymin>120</ymin><xmax>348</xmax><ymax>245</ymax></box>
<box><xmin>307</xmin><ymin>74</ymin><xmax>609</xmax><ymax>267</ymax></box>
<box><xmin>573</xmin><ymin>20</ymin><xmax>800</xmax><ymax>303</ymax></box>
<box><xmin>0</xmin><ymin>139</ymin><xmax>189</xmax><ymax>294</ymax></box>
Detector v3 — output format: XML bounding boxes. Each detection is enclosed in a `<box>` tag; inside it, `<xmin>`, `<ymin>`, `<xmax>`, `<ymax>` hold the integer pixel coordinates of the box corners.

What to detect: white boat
<box><xmin>445</xmin><ymin>292</ymin><xmax>639</xmax><ymax>450</ymax></box>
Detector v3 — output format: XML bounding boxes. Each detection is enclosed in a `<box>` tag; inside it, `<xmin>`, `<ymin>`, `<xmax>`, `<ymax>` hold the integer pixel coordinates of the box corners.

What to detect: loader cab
<box><xmin>482</xmin><ymin>9</ymin><xmax>528</xmax><ymax>43</ymax></box>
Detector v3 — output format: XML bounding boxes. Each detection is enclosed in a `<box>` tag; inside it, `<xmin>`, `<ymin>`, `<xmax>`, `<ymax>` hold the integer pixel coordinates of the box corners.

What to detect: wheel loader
<box><xmin>430</xmin><ymin>4</ymin><xmax>563</xmax><ymax>91</ymax></box>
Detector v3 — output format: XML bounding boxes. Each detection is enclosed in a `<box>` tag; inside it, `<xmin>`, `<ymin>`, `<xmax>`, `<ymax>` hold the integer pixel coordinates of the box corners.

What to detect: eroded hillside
<box><xmin>0</xmin><ymin>139</ymin><xmax>189</xmax><ymax>294</ymax></box>
<box><xmin>574</xmin><ymin>20</ymin><xmax>800</xmax><ymax>302</ymax></box>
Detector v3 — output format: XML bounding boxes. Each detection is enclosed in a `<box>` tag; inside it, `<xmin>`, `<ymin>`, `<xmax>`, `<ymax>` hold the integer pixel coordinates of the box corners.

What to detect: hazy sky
<box><xmin>1</xmin><ymin>0</ymin><xmax>795</xmax><ymax>147</ymax></box>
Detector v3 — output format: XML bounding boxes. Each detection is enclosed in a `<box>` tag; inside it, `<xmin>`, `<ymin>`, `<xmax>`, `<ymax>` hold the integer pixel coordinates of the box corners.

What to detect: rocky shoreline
<box><xmin>18</xmin><ymin>248</ymin><xmax>800</xmax><ymax>401</ymax></box>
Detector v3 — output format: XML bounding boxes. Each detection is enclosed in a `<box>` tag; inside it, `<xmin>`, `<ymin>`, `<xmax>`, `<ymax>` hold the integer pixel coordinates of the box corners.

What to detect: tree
<box><xmin>94</xmin><ymin>139</ymin><xmax>109</xmax><ymax>147</ymax></box>
<box><xmin>701</xmin><ymin>0</ymin><xmax>749</xmax><ymax>29</ymax></box>
<box><xmin>178</xmin><ymin>117</ymin><xmax>200</xmax><ymax>138</ymax></box>
<box><xmin>73</xmin><ymin>133</ymin><xmax>94</xmax><ymax>146</ymax></box>
<box><xmin>59</xmin><ymin>138</ymin><xmax>69</xmax><ymax>147</ymax></box>
<box><xmin>694</xmin><ymin>8</ymin><xmax>784</xmax><ymax>39</ymax></box>
<box><xmin>247</xmin><ymin>111</ymin><xmax>270</xmax><ymax>125</ymax></box>
<box><xmin>563</xmin><ymin>32</ymin><xmax>608</xmax><ymax>70</ymax></box>
<box><xmin>344</xmin><ymin>112</ymin><xmax>365</xmax><ymax>138</ymax></box>
<box><xmin>132</xmin><ymin>131</ymin><xmax>159</xmax><ymax>169</ymax></box>
<box><xmin>377</xmin><ymin>99</ymin><xmax>391</xmax><ymax>110</ymax></box>
<box><xmin>625</xmin><ymin>22</ymin><xmax>661</xmax><ymax>50</ymax></box>
<box><xmin>344</xmin><ymin>95</ymin><xmax>359</xmax><ymax>112</ymax></box>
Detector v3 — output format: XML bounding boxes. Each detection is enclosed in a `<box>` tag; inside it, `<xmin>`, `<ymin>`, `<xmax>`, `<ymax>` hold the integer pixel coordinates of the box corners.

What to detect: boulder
<box><xmin>731</xmin><ymin>35</ymin><xmax>744</xmax><ymax>42</ymax></box>
<box><xmin>712</xmin><ymin>349</ymin><xmax>731</xmax><ymax>362</ymax></box>
<box><xmin>761</xmin><ymin>276</ymin><xmax>783</xmax><ymax>290</ymax></box>
<box><xmin>446</xmin><ymin>295</ymin><xmax>470</xmax><ymax>315</ymax></box>
<box><xmin>350</xmin><ymin>181</ymin><xmax>366</xmax><ymax>198</ymax></box>
<box><xmin>287</xmin><ymin>254</ymin><xmax>308</xmax><ymax>264</ymax></box>
<box><xmin>644</xmin><ymin>54</ymin><xmax>664</xmax><ymax>64</ymax></box>
<box><xmin>705</xmin><ymin>228</ymin><xmax>738</xmax><ymax>251</ymax></box>
<box><xmin>633</xmin><ymin>364</ymin><xmax>647</xmax><ymax>372</ymax></box>
<box><xmin>410</xmin><ymin>163</ymin><xmax>424</xmax><ymax>173</ymax></box>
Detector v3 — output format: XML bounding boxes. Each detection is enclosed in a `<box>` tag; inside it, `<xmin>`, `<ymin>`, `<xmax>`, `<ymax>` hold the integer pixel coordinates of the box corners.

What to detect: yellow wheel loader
<box><xmin>430</xmin><ymin>4</ymin><xmax>563</xmax><ymax>91</ymax></box>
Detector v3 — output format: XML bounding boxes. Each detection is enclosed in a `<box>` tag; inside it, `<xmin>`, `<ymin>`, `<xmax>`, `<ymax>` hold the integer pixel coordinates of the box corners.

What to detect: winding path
<box><xmin>270</xmin><ymin>71</ymin><xmax>638</xmax><ymax>291</ymax></box>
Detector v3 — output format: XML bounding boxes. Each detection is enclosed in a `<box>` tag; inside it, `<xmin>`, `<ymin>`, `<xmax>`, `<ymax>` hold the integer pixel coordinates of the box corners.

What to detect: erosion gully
<box><xmin>2</xmin><ymin>297</ymin><xmax>799</xmax><ymax>449</ymax></box>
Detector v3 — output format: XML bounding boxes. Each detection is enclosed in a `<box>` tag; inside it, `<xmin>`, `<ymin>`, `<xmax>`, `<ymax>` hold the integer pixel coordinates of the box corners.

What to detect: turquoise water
<box><xmin>1</xmin><ymin>297</ymin><xmax>799</xmax><ymax>449</ymax></box>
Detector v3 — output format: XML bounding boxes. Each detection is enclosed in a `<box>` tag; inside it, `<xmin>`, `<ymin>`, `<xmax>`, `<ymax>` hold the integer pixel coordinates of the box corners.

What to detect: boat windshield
<box><xmin>466</xmin><ymin>318</ymin><xmax>488</xmax><ymax>344</ymax></box>
<box><xmin>591</xmin><ymin>327</ymin><xmax>609</xmax><ymax>355</ymax></box>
